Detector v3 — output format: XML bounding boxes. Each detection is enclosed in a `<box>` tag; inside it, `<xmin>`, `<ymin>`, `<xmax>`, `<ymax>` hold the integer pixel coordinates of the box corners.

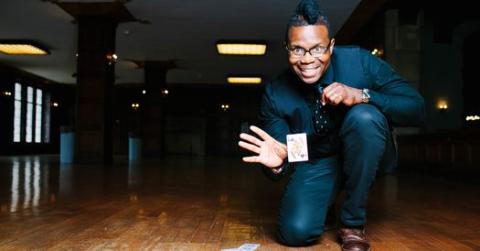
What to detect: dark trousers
<box><xmin>277</xmin><ymin>104</ymin><xmax>395</xmax><ymax>246</ymax></box>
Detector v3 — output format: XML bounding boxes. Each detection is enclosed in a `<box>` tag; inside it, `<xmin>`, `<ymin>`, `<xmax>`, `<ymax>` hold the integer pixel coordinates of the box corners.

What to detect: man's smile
<box><xmin>299</xmin><ymin>65</ymin><xmax>321</xmax><ymax>78</ymax></box>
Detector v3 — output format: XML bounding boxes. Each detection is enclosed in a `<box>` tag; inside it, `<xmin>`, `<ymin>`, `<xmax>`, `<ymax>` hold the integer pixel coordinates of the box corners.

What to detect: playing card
<box><xmin>237</xmin><ymin>243</ymin><xmax>260</xmax><ymax>251</ymax></box>
<box><xmin>221</xmin><ymin>243</ymin><xmax>260</xmax><ymax>251</ymax></box>
<box><xmin>286</xmin><ymin>133</ymin><xmax>309</xmax><ymax>162</ymax></box>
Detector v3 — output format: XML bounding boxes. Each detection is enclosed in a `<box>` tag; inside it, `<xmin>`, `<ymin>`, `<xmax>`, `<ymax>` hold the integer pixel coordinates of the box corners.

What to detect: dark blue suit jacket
<box><xmin>260</xmin><ymin>46</ymin><xmax>425</xmax><ymax>178</ymax></box>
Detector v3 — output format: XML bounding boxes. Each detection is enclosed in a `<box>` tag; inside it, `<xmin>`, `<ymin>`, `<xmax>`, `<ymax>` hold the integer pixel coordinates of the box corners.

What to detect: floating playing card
<box><xmin>286</xmin><ymin>133</ymin><xmax>309</xmax><ymax>162</ymax></box>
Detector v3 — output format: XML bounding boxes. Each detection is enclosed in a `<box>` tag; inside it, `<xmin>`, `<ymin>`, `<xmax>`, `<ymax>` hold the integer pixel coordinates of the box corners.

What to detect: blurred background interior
<box><xmin>1</xmin><ymin>0</ymin><xmax>479</xmax><ymax>162</ymax></box>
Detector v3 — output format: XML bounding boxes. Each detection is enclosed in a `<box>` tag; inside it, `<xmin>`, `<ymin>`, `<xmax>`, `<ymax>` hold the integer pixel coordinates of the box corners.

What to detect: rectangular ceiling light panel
<box><xmin>217</xmin><ymin>43</ymin><xmax>266</xmax><ymax>55</ymax></box>
<box><xmin>227</xmin><ymin>77</ymin><xmax>262</xmax><ymax>84</ymax></box>
<box><xmin>0</xmin><ymin>43</ymin><xmax>48</xmax><ymax>55</ymax></box>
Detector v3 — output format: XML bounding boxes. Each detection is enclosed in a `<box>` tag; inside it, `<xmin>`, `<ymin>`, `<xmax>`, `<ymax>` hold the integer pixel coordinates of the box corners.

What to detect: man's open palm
<box><xmin>238</xmin><ymin>125</ymin><xmax>287</xmax><ymax>168</ymax></box>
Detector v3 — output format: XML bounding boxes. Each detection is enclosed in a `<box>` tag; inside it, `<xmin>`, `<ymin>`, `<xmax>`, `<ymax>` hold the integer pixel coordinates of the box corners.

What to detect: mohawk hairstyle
<box><xmin>286</xmin><ymin>0</ymin><xmax>331</xmax><ymax>41</ymax></box>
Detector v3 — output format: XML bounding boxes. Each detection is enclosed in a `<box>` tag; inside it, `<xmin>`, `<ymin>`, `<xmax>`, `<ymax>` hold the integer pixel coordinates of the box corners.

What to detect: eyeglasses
<box><xmin>286</xmin><ymin>39</ymin><xmax>332</xmax><ymax>58</ymax></box>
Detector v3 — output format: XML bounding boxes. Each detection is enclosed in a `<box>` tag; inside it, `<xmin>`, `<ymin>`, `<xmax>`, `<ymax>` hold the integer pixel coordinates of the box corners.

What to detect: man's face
<box><xmin>287</xmin><ymin>25</ymin><xmax>334</xmax><ymax>84</ymax></box>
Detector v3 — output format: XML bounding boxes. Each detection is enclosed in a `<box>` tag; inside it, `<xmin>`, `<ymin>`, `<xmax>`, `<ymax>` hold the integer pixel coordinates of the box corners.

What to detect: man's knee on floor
<box><xmin>343</xmin><ymin>104</ymin><xmax>388</xmax><ymax>131</ymax></box>
<box><xmin>276</xmin><ymin>220</ymin><xmax>323</xmax><ymax>246</ymax></box>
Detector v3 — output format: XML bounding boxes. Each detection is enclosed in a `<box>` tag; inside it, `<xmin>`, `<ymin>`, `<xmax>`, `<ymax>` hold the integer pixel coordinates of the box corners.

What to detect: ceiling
<box><xmin>0</xmin><ymin>0</ymin><xmax>361</xmax><ymax>85</ymax></box>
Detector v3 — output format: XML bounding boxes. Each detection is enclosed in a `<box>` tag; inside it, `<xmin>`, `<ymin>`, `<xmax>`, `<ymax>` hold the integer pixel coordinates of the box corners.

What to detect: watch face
<box><xmin>362</xmin><ymin>89</ymin><xmax>370</xmax><ymax>103</ymax></box>
<box><xmin>363</xmin><ymin>89</ymin><xmax>370</xmax><ymax>98</ymax></box>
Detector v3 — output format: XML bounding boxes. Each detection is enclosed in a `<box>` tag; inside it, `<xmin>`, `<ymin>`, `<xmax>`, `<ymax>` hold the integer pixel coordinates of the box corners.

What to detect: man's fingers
<box><xmin>333</xmin><ymin>92</ymin><xmax>344</xmax><ymax>105</ymax></box>
<box><xmin>323</xmin><ymin>94</ymin><xmax>336</xmax><ymax>105</ymax></box>
<box><xmin>242</xmin><ymin>156</ymin><xmax>260</xmax><ymax>163</ymax></box>
<box><xmin>249</xmin><ymin>125</ymin><xmax>272</xmax><ymax>141</ymax></box>
<box><xmin>238</xmin><ymin>141</ymin><xmax>261</xmax><ymax>154</ymax></box>
<box><xmin>333</xmin><ymin>97</ymin><xmax>342</xmax><ymax>105</ymax></box>
<box><xmin>322</xmin><ymin>83</ymin><xmax>337</xmax><ymax>93</ymax></box>
<box><xmin>323</xmin><ymin>85</ymin><xmax>346</xmax><ymax>106</ymax></box>
<box><xmin>239</xmin><ymin>133</ymin><xmax>262</xmax><ymax>146</ymax></box>
<box><xmin>325</xmin><ymin>85</ymin><xmax>342</xmax><ymax>97</ymax></box>
<box><xmin>322</xmin><ymin>86</ymin><xmax>335</xmax><ymax>104</ymax></box>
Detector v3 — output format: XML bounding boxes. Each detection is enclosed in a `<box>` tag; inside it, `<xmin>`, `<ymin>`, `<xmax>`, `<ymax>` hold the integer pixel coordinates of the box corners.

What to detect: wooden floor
<box><xmin>0</xmin><ymin>155</ymin><xmax>479</xmax><ymax>250</ymax></box>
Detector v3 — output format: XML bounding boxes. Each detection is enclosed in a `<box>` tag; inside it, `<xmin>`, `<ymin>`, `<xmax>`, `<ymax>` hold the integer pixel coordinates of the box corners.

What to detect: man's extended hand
<box><xmin>238</xmin><ymin>125</ymin><xmax>287</xmax><ymax>169</ymax></box>
<box><xmin>321</xmin><ymin>82</ymin><xmax>362</xmax><ymax>106</ymax></box>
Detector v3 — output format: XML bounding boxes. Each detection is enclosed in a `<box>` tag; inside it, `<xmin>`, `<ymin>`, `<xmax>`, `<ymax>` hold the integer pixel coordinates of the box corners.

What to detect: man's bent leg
<box><xmin>277</xmin><ymin>156</ymin><xmax>339</xmax><ymax>246</ymax></box>
<box><xmin>339</xmin><ymin>104</ymin><xmax>390</xmax><ymax>227</ymax></box>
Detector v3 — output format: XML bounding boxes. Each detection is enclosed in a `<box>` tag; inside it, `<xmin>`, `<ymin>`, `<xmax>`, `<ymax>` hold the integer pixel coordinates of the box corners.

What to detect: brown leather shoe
<box><xmin>338</xmin><ymin>228</ymin><xmax>371</xmax><ymax>251</ymax></box>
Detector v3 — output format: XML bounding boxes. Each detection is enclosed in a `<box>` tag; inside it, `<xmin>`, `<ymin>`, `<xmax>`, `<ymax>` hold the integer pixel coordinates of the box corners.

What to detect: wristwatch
<box><xmin>361</xmin><ymin>88</ymin><xmax>370</xmax><ymax>103</ymax></box>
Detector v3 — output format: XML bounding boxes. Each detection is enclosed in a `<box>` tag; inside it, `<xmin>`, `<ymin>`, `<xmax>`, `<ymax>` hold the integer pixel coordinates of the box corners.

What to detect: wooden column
<box><xmin>141</xmin><ymin>61</ymin><xmax>175</xmax><ymax>157</ymax></box>
<box><xmin>57</xmin><ymin>2</ymin><xmax>136</xmax><ymax>164</ymax></box>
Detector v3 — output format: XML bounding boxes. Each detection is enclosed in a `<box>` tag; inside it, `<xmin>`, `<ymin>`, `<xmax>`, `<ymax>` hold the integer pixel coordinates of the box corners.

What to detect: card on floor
<box><xmin>221</xmin><ymin>243</ymin><xmax>260</xmax><ymax>251</ymax></box>
<box><xmin>237</xmin><ymin>243</ymin><xmax>260</xmax><ymax>251</ymax></box>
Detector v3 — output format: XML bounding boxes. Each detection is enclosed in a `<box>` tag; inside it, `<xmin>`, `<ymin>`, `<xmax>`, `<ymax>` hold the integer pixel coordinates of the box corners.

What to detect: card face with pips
<box><xmin>286</xmin><ymin>133</ymin><xmax>309</xmax><ymax>162</ymax></box>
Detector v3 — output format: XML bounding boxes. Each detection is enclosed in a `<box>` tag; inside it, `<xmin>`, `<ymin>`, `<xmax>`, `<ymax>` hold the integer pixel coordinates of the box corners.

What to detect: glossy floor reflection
<box><xmin>0</xmin><ymin>155</ymin><xmax>479</xmax><ymax>250</ymax></box>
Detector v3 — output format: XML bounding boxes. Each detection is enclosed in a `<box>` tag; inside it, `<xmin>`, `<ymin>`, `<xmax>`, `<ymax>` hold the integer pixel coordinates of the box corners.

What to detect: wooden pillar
<box><xmin>56</xmin><ymin>2</ymin><xmax>136</xmax><ymax>164</ymax></box>
<box><xmin>141</xmin><ymin>61</ymin><xmax>175</xmax><ymax>157</ymax></box>
<box><xmin>75</xmin><ymin>17</ymin><xmax>116</xmax><ymax>164</ymax></box>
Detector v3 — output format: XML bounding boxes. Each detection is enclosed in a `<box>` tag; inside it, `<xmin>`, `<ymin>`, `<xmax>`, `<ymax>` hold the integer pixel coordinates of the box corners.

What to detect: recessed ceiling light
<box><xmin>0</xmin><ymin>40</ymin><xmax>49</xmax><ymax>55</ymax></box>
<box><xmin>221</xmin><ymin>104</ymin><xmax>230</xmax><ymax>111</ymax></box>
<box><xmin>227</xmin><ymin>77</ymin><xmax>262</xmax><ymax>84</ymax></box>
<box><xmin>216</xmin><ymin>42</ymin><xmax>267</xmax><ymax>55</ymax></box>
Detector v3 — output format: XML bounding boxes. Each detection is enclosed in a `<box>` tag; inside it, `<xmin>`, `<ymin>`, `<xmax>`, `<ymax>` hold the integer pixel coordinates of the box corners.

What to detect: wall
<box><xmin>419</xmin><ymin>12</ymin><xmax>480</xmax><ymax>132</ymax></box>
<box><xmin>381</xmin><ymin>7</ymin><xmax>480</xmax><ymax>133</ymax></box>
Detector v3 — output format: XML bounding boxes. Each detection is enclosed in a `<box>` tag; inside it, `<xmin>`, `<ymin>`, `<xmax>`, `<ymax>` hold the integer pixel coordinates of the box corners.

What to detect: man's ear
<box><xmin>329</xmin><ymin>38</ymin><xmax>335</xmax><ymax>53</ymax></box>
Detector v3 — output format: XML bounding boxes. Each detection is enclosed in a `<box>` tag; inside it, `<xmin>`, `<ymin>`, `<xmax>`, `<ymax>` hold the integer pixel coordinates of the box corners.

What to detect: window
<box><xmin>26</xmin><ymin>87</ymin><xmax>33</xmax><ymax>143</ymax></box>
<box><xmin>43</xmin><ymin>93</ymin><xmax>51</xmax><ymax>143</ymax></box>
<box><xmin>35</xmin><ymin>89</ymin><xmax>42</xmax><ymax>143</ymax></box>
<box><xmin>13</xmin><ymin>83</ymin><xmax>22</xmax><ymax>142</ymax></box>
<box><xmin>12</xmin><ymin>83</ymin><xmax>50</xmax><ymax>144</ymax></box>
